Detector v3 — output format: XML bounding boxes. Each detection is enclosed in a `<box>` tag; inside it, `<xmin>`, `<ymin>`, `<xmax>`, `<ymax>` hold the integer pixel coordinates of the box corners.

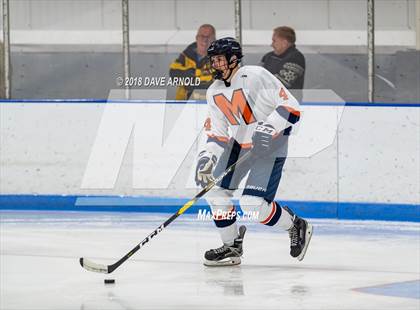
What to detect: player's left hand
<box><xmin>251</xmin><ymin>122</ymin><xmax>276</xmax><ymax>156</ymax></box>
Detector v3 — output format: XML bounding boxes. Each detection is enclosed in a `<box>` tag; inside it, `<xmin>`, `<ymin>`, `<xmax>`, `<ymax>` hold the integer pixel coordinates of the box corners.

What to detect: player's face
<box><xmin>211</xmin><ymin>55</ymin><xmax>238</xmax><ymax>79</ymax></box>
<box><xmin>271</xmin><ymin>34</ymin><xmax>289</xmax><ymax>55</ymax></box>
<box><xmin>211</xmin><ymin>55</ymin><xmax>229</xmax><ymax>73</ymax></box>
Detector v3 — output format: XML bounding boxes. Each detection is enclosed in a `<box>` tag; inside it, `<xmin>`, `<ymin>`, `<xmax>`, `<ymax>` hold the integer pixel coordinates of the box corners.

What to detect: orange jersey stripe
<box><xmin>206</xmin><ymin>134</ymin><xmax>229</xmax><ymax>143</ymax></box>
<box><xmin>240</xmin><ymin>143</ymin><xmax>253</xmax><ymax>149</ymax></box>
<box><xmin>283</xmin><ymin>106</ymin><xmax>301</xmax><ymax>117</ymax></box>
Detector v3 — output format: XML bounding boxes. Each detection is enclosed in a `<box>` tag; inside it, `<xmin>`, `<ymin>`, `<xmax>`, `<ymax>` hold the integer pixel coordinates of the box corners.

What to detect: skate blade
<box><xmin>203</xmin><ymin>257</ymin><xmax>241</xmax><ymax>267</ymax></box>
<box><xmin>297</xmin><ymin>223</ymin><xmax>313</xmax><ymax>261</ymax></box>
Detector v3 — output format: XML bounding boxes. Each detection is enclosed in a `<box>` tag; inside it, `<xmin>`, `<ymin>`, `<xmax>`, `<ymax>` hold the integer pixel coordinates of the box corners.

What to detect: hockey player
<box><xmin>195</xmin><ymin>37</ymin><xmax>312</xmax><ymax>266</ymax></box>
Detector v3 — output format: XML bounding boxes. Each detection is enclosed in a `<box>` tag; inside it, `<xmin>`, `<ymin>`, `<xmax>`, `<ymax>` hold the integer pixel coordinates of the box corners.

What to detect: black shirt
<box><xmin>261</xmin><ymin>45</ymin><xmax>305</xmax><ymax>90</ymax></box>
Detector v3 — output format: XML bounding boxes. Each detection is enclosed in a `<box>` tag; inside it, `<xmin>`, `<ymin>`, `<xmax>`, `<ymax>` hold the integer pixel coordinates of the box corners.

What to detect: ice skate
<box><xmin>284</xmin><ymin>206</ymin><xmax>313</xmax><ymax>261</ymax></box>
<box><xmin>204</xmin><ymin>225</ymin><xmax>246</xmax><ymax>266</ymax></box>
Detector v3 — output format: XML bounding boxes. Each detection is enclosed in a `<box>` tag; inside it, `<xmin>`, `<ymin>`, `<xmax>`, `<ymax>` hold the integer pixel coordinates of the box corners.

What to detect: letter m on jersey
<box><xmin>213</xmin><ymin>89</ymin><xmax>256</xmax><ymax>125</ymax></box>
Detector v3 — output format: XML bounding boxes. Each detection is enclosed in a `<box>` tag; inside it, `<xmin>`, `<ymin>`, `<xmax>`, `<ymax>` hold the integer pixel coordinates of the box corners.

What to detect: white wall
<box><xmin>1</xmin><ymin>102</ymin><xmax>418</xmax><ymax>204</ymax></box>
<box><xmin>2</xmin><ymin>0</ymin><xmax>417</xmax><ymax>46</ymax></box>
<box><xmin>8</xmin><ymin>0</ymin><xmax>417</xmax><ymax>31</ymax></box>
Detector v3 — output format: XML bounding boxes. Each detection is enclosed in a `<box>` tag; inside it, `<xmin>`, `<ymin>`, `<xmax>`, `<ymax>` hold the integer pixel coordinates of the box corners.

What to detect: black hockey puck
<box><xmin>104</xmin><ymin>279</ymin><xmax>115</xmax><ymax>284</ymax></box>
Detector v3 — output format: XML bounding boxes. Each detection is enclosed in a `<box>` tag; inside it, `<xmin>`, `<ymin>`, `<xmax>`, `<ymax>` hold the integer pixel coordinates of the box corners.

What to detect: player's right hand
<box><xmin>195</xmin><ymin>151</ymin><xmax>217</xmax><ymax>187</ymax></box>
<box><xmin>251</xmin><ymin>121</ymin><xmax>276</xmax><ymax>157</ymax></box>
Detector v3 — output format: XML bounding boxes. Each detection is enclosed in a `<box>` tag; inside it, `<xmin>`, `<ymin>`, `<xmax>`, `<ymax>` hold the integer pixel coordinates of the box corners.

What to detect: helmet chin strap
<box><xmin>222</xmin><ymin>69</ymin><xmax>233</xmax><ymax>87</ymax></box>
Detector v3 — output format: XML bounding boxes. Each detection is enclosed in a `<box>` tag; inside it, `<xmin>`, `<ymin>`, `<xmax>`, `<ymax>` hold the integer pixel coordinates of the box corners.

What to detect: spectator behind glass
<box><xmin>261</xmin><ymin>26</ymin><xmax>305</xmax><ymax>101</ymax></box>
<box><xmin>169</xmin><ymin>24</ymin><xmax>216</xmax><ymax>100</ymax></box>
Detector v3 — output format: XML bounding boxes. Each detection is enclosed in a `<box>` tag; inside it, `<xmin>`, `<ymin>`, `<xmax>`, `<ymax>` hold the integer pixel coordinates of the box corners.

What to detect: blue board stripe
<box><xmin>0</xmin><ymin>99</ymin><xmax>419</xmax><ymax>107</ymax></box>
<box><xmin>0</xmin><ymin>195</ymin><xmax>419</xmax><ymax>222</ymax></box>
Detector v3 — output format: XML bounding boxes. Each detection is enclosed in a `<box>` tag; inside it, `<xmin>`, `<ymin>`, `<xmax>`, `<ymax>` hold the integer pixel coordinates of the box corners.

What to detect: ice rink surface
<box><xmin>1</xmin><ymin>211</ymin><xmax>419</xmax><ymax>310</ymax></box>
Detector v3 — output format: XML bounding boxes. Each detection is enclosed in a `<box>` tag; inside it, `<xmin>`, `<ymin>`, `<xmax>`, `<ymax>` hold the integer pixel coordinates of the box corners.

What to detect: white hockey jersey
<box><xmin>204</xmin><ymin>65</ymin><xmax>301</xmax><ymax>158</ymax></box>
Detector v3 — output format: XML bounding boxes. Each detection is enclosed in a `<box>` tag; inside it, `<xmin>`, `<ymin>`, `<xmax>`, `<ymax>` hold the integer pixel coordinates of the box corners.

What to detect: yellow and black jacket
<box><xmin>169</xmin><ymin>42</ymin><xmax>214</xmax><ymax>100</ymax></box>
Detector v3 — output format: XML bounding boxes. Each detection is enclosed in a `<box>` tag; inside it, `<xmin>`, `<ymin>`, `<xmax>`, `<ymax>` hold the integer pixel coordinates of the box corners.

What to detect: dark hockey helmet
<box><xmin>207</xmin><ymin>37</ymin><xmax>243</xmax><ymax>82</ymax></box>
<box><xmin>207</xmin><ymin>37</ymin><xmax>243</xmax><ymax>64</ymax></box>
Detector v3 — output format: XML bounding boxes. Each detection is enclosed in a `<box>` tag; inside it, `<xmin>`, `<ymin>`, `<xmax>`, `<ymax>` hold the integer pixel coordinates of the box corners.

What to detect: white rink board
<box><xmin>0</xmin><ymin>102</ymin><xmax>419</xmax><ymax>204</ymax></box>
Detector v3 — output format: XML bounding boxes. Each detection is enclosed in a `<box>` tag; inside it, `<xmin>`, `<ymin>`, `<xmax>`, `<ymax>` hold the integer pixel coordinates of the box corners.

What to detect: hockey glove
<box><xmin>251</xmin><ymin>122</ymin><xmax>276</xmax><ymax>157</ymax></box>
<box><xmin>195</xmin><ymin>151</ymin><xmax>217</xmax><ymax>187</ymax></box>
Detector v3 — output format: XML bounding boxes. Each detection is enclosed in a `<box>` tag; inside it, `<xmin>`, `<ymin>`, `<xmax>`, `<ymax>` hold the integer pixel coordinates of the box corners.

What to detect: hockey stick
<box><xmin>79</xmin><ymin>151</ymin><xmax>252</xmax><ymax>274</ymax></box>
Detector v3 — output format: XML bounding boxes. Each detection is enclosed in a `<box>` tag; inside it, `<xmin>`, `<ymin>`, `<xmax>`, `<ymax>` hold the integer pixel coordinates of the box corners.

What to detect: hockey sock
<box><xmin>260</xmin><ymin>201</ymin><xmax>293</xmax><ymax>230</ymax></box>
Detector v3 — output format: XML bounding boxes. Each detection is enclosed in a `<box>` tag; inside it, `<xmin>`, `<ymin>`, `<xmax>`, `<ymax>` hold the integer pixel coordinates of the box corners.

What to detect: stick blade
<box><xmin>79</xmin><ymin>257</ymin><xmax>109</xmax><ymax>274</ymax></box>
